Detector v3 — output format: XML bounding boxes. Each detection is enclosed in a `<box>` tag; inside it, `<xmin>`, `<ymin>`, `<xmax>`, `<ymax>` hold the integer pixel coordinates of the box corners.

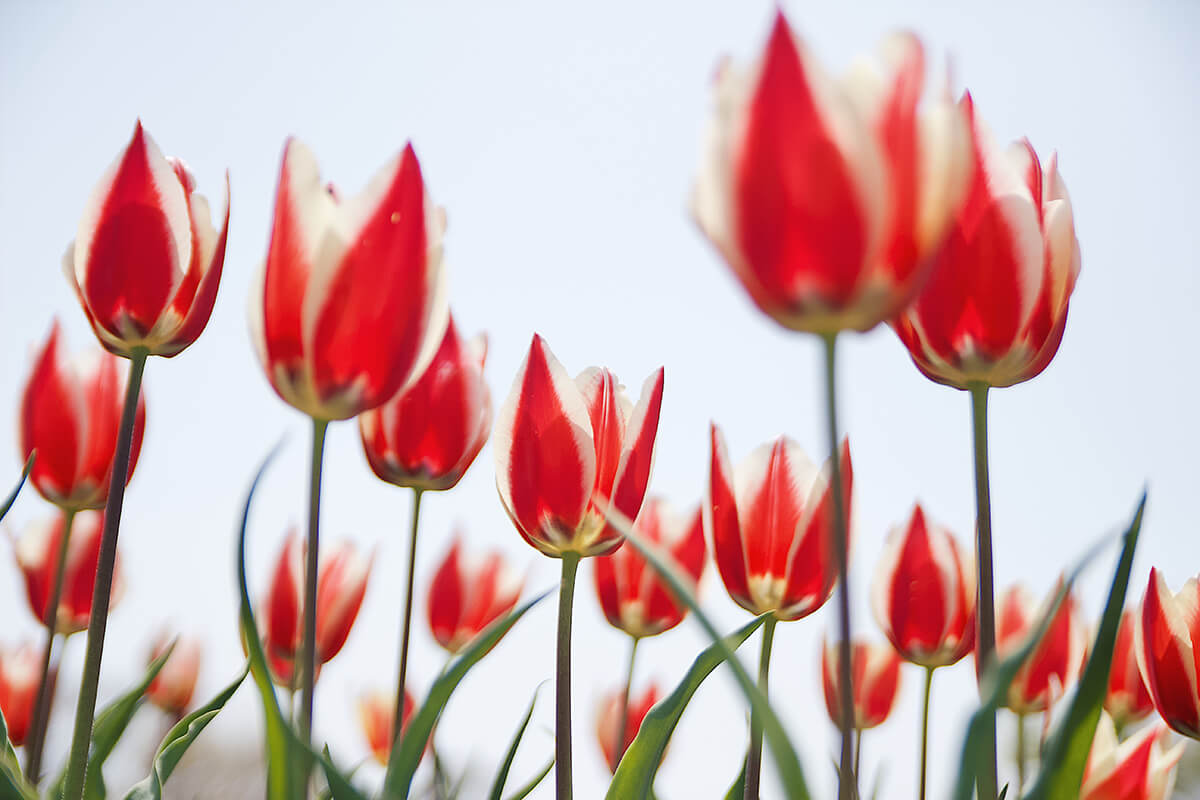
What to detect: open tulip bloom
<box><xmin>427</xmin><ymin>537</ymin><xmax>523</xmax><ymax>656</ymax></box>
<box><xmin>1136</xmin><ymin>569</ymin><xmax>1200</xmax><ymax>740</ymax></box>
<box><xmin>1082</xmin><ymin>712</ymin><xmax>1183</xmax><ymax>800</ymax></box>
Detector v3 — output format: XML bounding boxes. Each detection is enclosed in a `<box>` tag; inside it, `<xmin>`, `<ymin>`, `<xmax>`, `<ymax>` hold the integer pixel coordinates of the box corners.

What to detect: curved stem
<box><xmin>614</xmin><ymin>635</ymin><xmax>640</xmax><ymax>771</ymax></box>
<box><xmin>299</xmin><ymin>417</ymin><xmax>329</xmax><ymax>754</ymax></box>
<box><xmin>969</xmin><ymin>384</ymin><xmax>998</xmax><ymax>800</ymax></box>
<box><xmin>822</xmin><ymin>333</ymin><xmax>856</xmax><ymax>800</ymax></box>
<box><xmin>24</xmin><ymin>508</ymin><xmax>77</xmax><ymax>781</ymax></box>
<box><xmin>555</xmin><ymin>552</ymin><xmax>581</xmax><ymax>800</ymax></box>
<box><xmin>743</xmin><ymin>615</ymin><xmax>777</xmax><ymax>800</ymax></box>
<box><xmin>393</xmin><ymin>487</ymin><xmax>424</xmax><ymax>744</ymax></box>
<box><xmin>918</xmin><ymin>667</ymin><xmax>934</xmax><ymax>800</ymax></box>
<box><xmin>61</xmin><ymin>347</ymin><xmax>147</xmax><ymax>800</ymax></box>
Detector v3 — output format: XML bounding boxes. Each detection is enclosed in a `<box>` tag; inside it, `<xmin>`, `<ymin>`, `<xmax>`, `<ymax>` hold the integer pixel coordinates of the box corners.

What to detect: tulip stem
<box><xmin>821</xmin><ymin>333</ymin><xmax>856</xmax><ymax>800</ymax></box>
<box><xmin>24</xmin><ymin>508</ymin><xmax>76</xmax><ymax>781</ymax></box>
<box><xmin>854</xmin><ymin>728</ymin><xmax>862</xmax><ymax>785</ymax></box>
<box><xmin>1016</xmin><ymin>713</ymin><xmax>1027</xmax><ymax>793</ymax></box>
<box><xmin>61</xmin><ymin>347</ymin><xmax>147</xmax><ymax>800</ymax></box>
<box><xmin>393</xmin><ymin>487</ymin><xmax>424</xmax><ymax>746</ymax></box>
<box><xmin>299</xmin><ymin>417</ymin><xmax>329</xmax><ymax>755</ymax></box>
<box><xmin>555</xmin><ymin>552</ymin><xmax>581</xmax><ymax>800</ymax></box>
<box><xmin>614</xmin><ymin>635</ymin><xmax>640</xmax><ymax>771</ymax></box>
<box><xmin>969</xmin><ymin>383</ymin><xmax>998</xmax><ymax>800</ymax></box>
<box><xmin>744</xmin><ymin>616</ymin><xmax>777</xmax><ymax>800</ymax></box>
<box><xmin>918</xmin><ymin>666</ymin><xmax>934</xmax><ymax>800</ymax></box>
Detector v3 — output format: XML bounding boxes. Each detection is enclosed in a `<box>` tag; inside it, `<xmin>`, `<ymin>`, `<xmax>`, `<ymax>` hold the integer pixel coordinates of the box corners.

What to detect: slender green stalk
<box><xmin>24</xmin><ymin>508</ymin><xmax>77</xmax><ymax>781</ymax></box>
<box><xmin>854</xmin><ymin>728</ymin><xmax>862</xmax><ymax>786</ymax></box>
<box><xmin>614</xmin><ymin>635</ymin><xmax>640</xmax><ymax>771</ymax></box>
<box><xmin>1016</xmin><ymin>713</ymin><xmax>1027</xmax><ymax>794</ymax></box>
<box><xmin>61</xmin><ymin>347</ymin><xmax>147</xmax><ymax>800</ymax></box>
<box><xmin>822</xmin><ymin>333</ymin><xmax>856</xmax><ymax>800</ymax></box>
<box><xmin>299</xmin><ymin>417</ymin><xmax>330</xmax><ymax>751</ymax></box>
<box><xmin>918</xmin><ymin>667</ymin><xmax>934</xmax><ymax>800</ymax></box>
<box><xmin>969</xmin><ymin>383</ymin><xmax>998</xmax><ymax>800</ymax></box>
<box><xmin>394</xmin><ymin>487</ymin><xmax>425</xmax><ymax>743</ymax></box>
<box><xmin>743</xmin><ymin>615</ymin><xmax>777</xmax><ymax>800</ymax></box>
<box><xmin>555</xmin><ymin>552</ymin><xmax>581</xmax><ymax>800</ymax></box>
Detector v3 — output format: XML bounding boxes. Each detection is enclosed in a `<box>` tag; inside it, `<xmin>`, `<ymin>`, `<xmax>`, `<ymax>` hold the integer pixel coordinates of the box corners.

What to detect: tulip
<box><xmin>146</xmin><ymin>634</ymin><xmax>202</xmax><ymax>716</ymax></box>
<box><xmin>359</xmin><ymin>688</ymin><xmax>415</xmax><ymax>765</ymax></box>
<box><xmin>1135</xmin><ymin>568</ymin><xmax>1200</xmax><ymax>738</ymax></box>
<box><xmin>0</xmin><ymin>644</ymin><xmax>40</xmax><ymax>746</ymax></box>
<box><xmin>20</xmin><ymin>323</ymin><xmax>146</xmax><ymax>511</ymax></box>
<box><xmin>993</xmin><ymin>582</ymin><xmax>1088</xmax><ymax>715</ymax></box>
<box><xmin>1106</xmin><ymin>610</ymin><xmax>1154</xmax><ymax>730</ymax></box>
<box><xmin>822</xmin><ymin>638</ymin><xmax>902</xmax><ymax>731</ymax></box>
<box><xmin>596</xmin><ymin>683</ymin><xmax>660</xmax><ymax>773</ymax></box>
<box><xmin>1081</xmin><ymin>713</ymin><xmax>1182</xmax><ymax>800</ymax></box>
<box><xmin>427</xmin><ymin>538</ymin><xmax>523</xmax><ymax>655</ymax></box>
<box><xmin>14</xmin><ymin>511</ymin><xmax>121</xmax><ymax>635</ymax></box>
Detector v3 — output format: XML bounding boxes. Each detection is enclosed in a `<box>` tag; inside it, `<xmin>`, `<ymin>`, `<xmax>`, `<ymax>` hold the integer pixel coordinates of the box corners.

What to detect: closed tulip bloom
<box><xmin>20</xmin><ymin>322</ymin><xmax>147</xmax><ymax>510</ymax></box>
<box><xmin>64</xmin><ymin>122</ymin><xmax>229</xmax><ymax>358</ymax></box>
<box><xmin>1081</xmin><ymin>713</ymin><xmax>1182</xmax><ymax>800</ymax></box>
<box><xmin>427</xmin><ymin>538</ymin><xmax>523</xmax><ymax>654</ymax></box>
<box><xmin>596</xmin><ymin>683</ymin><xmax>661</xmax><ymax>773</ymax></box>
<box><xmin>494</xmin><ymin>334</ymin><xmax>665</xmax><ymax>558</ymax></box>
<box><xmin>692</xmin><ymin>12</ymin><xmax>972</xmax><ymax>334</ymax></box>
<box><xmin>1134</xmin><ymin>568</ymin><xmax>1200</xmax><ymax>738</ymax></box>
<box><xmin>252</xmin><ymin>139</ymin><xmax>448</xmax><ymax>421</ymax></box>
<box><xmin>359</xmin><ymin>688</ymin><xmax>415</xmax><ymax>765</ymax></box>
<box><xmin>146</xmin><ymin>633</ymin><xmax>202</xmax><ymax>715</ymax></box>
<box><xmin>706</xmin><ymin>423</ymin><xmax>851</xmax><ymax>620</ymax></box>
<box><xmin>1106</xmin><ymin>610</ymin><xmax>1154</xmax><ymax>729</ymax></box>
<box><xmin>0</xmin><ymin>644</ymin><xmax>40</xmax><ymax>746</ymax></box>
<box><xmin>822</xmin><ymin>639</ymin><xmax>902</xmax><ymax>729</ymax></box>
<box><xmin>894</xmin><ymin>96</ymin><xmax>1081</xmax><ymax>389</ymax></box>
<box><xmin>871</xmin><ymin>504</ymin><xmax>975</xmax><ymax>668</ymax></box>
<box><xmin>993</xmin><ymin>582</ymin><xmax>1088</xmax><ymax>714</ymax></box>
<box><xmin>360</xmin><ymin>315</ymin><xmax>491</xmax><ymax>491</ymax></box>
<box><xmin>14</xmin><ymin>511</ymin><xmax>122</xmax><ymax>635</ymax></box>
<box><xmin>594</xmin><ymin>497</ymin><xmax>706</xmax><ymax>639</ymax></box>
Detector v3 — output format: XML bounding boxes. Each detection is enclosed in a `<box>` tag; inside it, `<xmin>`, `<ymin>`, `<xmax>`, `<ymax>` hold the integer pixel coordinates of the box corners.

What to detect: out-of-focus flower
<box><xmin>706</xmin><ymin>423</ymin><xmax>850</xmax><ymax>620</ymax></box>
<box><xmin>1135</xmin><ymin>569</ymin><xmax>1200</xmax><ymax>738</ymax></box>
<box><xmin>20</xmin><ymin>322</ymin><xmax>147</xmax><ymax>511</ymax></box>
<box><xmin>251</xmin><ymin>138</ymin><xmax>448</xmax><ymax>421</ymax></box>
<box><xmin>596</xmin><ymin>683</ymin><xmax>661</xmax><ymax>773</ymax></box>
<box><xmin>1081</xmin><ymin>712</ymin><xmax>1182</xmax><ymax>800</ymax></box>
<box><xmin>0</xmin><ymin>643</ymin><xmax>39</xmax><ymax>746</ymax></box>
<box><xmin>14</xmin><ymin>511</ymin><xmax>122</xmax><ymax>634</ymax></box>
<box><xmin>593</xmin><ymin>497</ymin><xmax>706</xmax><ymax>639</ymax></box>
<box><xmin>64</xmin><ymin>122</ymin><xmax>229</xmax><ymax>359</ymax></box>
<box><xmin>993</xmin><ymin>581</ymin><xmax>1088</xmax><ymax>714</ymax></box>
<box><xmin>427</xmin><ymin>537</ymin><xmax>523</xmax><ymax>654</ymax></box>
<box><xmin>146</xmin><ymin>633</ymin><xmax>202</xmax><ymax>715</ymax></box>
<box><xmin>359</xmin><ymin>688</ymin><xmax>416</xmax><ymax>765</ymax></box>
<box><xmin>871</xmin><ymin>504</ymin><xmax>974</xmax><ymax>668</ymax></box>
<box><xmin>494</xmin><ymin>334</ymin><xmax>664</xmax><ymax>558</ymax></box>
<box><xmin>360</xmin><ymin>315</ymin><xmax>491</xmax><ymax>491</ymax></box>
<box><xmin>260</xmin><ymin>532</ymin><xmax>370</xmax><ymax>685</ymax></box>
<box><xmin>692</xmin><ymin>12</ymin><xmax>972</xmax><ymax>335</ymax></box>
<box><xmin>821</xmin><ymin>639</ymin><xmax>901</xmax><ymax>729</ymax></box>
<box><xmin>1106</xmin><ymin>610</ymin><xmax>1154</xmax><ymax>730</ymax></box>
<box><xmin>894</xmin><ymin>96</ymin><xmax>1081</xmax><ymax>389</ymax></box>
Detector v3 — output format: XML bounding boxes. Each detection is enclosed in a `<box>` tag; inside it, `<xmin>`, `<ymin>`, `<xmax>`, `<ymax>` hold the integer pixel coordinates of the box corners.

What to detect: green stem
<box><xmin>614</xmin><ymin>635</ymin><xmax>640</xmax><ymax>771</ymax></box>
<box><xmin>1016</xmin><ymin>713</ymin><xmax>1027</xmax><ymax>794</ymax></box>
<box><xmin>299</xmin><ymin>417</ymin><xmax>329</xmax><ymax>756</ymax></box>
<box><xmin>918</xmin><ymin>667</ymin><xmax>934</xmax><ymax>800</ymax></box>
<box><xmin>822</xmin><ymin>333</ymin><xmax>856</xmax><ymax>800</ymax></box>
<box><xmin>393</xmin><ymin>487</ymin><xmax>424</xmax><ymax>745</ymax></box>
<box><xmin>555</xmin><ymin>552</ymin><xmax>581</xmax><ymax>800</ymax></box>
<box><xmin>854</xmin><ymin>728</ymin><xmax>862</xmax><ymax>787</ymax></box>
<box><xmin>24</xmin><ymin>508</ymin><xmax>77</xmax><ymax>781</ymax></box>
<box><xmin>61</xmin><ymin>347</ymin><xmax>147</xmax><ymax>800</ymax></box>
<box><xmin>743</xmin><ymin>616</ymin><xmax>777</xmax><ymax>800</ymax></box>
<box><xmin>969</xmin><ymin>384</ymin><xmax>998</xmax><ymax>800</ymax></box>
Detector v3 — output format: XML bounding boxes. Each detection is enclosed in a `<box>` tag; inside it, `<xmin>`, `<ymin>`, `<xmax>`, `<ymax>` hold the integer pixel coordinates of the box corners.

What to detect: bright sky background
<box><xmin>2</xmin><ymin>1</ymin><xmax>1199</xmax><ymax>798</ymax></box>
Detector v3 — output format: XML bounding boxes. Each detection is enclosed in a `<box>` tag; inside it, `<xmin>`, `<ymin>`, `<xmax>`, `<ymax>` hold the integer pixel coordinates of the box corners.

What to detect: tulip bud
<box><xmin>0</xmin><ymin>643</ymin><xmax>40</xmax><ymax>746</ymax></box>
<box><xmin>146</xmin><ymin>633</ymin><xmax>202</xmax><ymax>715</ymax></box>
<box><xmin>596</xmin><ymin>683</ymin><xmax>661</xmax><ymax>773</ymax></box>
<box><xmin>1105</xmin><ymin>610</ymin><xmax>1154</xmax><ymax>730</ymax></box>
<box><xmin>427</xmin><ymin>537</ymin><xmax>523</xmax><ymax>655</ymax></box>
<box><xmin>821</xmin><ymin>638</ymin><xmax>901</xmax><ymax>730</ymax></box>
<box><xmin>1135</xmin><ymin>568</ymin><xmax>1200</xmax><ymax>739</ymax></box>
<box><xmin>992</xmin><ymin>581</ymin><xmax>1088</xmax><ymax>714</ymax></box>
<box><xmin>359</xmin><ymin>688</ymin><xmax>416</xmax><ymax>765</ymax></box>
<box><xmin>1081</xmin><ymin>712</ymin><xmax>1182</xmax><ymax>800</ymax></box>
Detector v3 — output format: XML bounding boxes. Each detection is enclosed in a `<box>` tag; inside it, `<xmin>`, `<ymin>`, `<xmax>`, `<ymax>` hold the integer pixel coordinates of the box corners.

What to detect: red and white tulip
<box><xmin>993</xmin><ymin>581</ymin><xmax>1088</xmax><ymax>714</ymax></box>
<box><xmin>0</xmin><ymin>643</ymin><xmax>40</xmax><ymax>746</ymax></box>
<box><xmin>1106</xmin><ymin>609</ymin><xmax>1154</xmax><ymax>730</ymax></box>
<box><xmin>1135</xmin><ymin>568</ymin><xmax>1200</xmax><ymax>738</ymax></box>
<box><xmin>1081</xmin><ymin>712</ymin><xmax>1182</xmax><ymax>800</ymax></box>
<box><xmin>359</xmin><ymin>688</ymin><xmax>415</xmax><ymax>765</ymax></box>
<box><xmin>596</xmin><ymin>683</ymin><xmax>661</xmax><ymax>773</ymax></box>
<box><xmin>146</xmin><ymin>633</ymin><xmax>202</xmax><ymax>715</ymax></box>
<box><xmin>427</xmin><ymin>537</ymin><xmax>523</xmax><ymax>655</ymax></box>
<box><xmin>822</xmin><ymin>638</ymin><xmax>902</xmax><ymax>730</ymax></box>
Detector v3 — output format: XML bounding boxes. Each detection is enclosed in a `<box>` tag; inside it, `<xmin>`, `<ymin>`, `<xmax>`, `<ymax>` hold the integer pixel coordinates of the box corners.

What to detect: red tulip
<box><xmin>692</xmin><ymin>12</ymin><xmax>972</xmax><ymax>334</ymax></box>
<box><xmin>894</xmin><ymin>96</ymin><xmax>1081</xmax><ymax>389</ymax></box>
<box><xmin>494</xmin><ymin>335</ymin><xmax>665</xmax><ymax>558</ymax></box>
<box><xmin>596</xmin><ymin>683</ymin><xmax>661</xmax><ymax>773</ymax></box>
<box><xmin>0</xmin><ymin>643</ymin><xmax>39</xmax><ymax>746</ymax></box>
<box><xmin>821</xmin><ymin>639</ymin><xmax>902</xmax><ymax>729</ymax></box>
<box><xmin>146</xmin><ymin>633</ymin><xmax>202</xmax><ymax>715</ymax></box>
<box><xmin>993</xmin><ymin>581</ymin><xmax>1088</xmax><ymax>714</ymax></box>
<box><xmin>593</xmin><ymin>497</ymin><xmax>706</xmax><ymax>638</ymax></box>
<box><xmin>252</xmin><ymin>138</ymin><xmax>448</xmax><ymax>421</ymax></box>
<box><xmin>1081</xmin><ymin>713</ymin><xmax>1183</xmax><ymax>800</ymax></box>
<box><xmin>14</xmin><ymin>511</ymin><xmax>122</xmax><ymax>635</ymax></box>
<box><xmin>20</xmin><ymin>322</ymin><xmax>147</xmax><ymax>511</ymax></box>
<box><xmin>1106</xmin><ymin>610</ymin><xmax>1154</xmax><ymax>729</ymax></box>
<box><xmin>427</xmin><ymin>537</ymin><xmax>523</xmax><ymax>654</ymax></box>
<box><xmin>1134</xmin><ymin>569</ymin><xmax>1200</xmax><ymax>739</ymax></box>
<box><xmin>360</xmin><ymin>315</ymin><xmax>491</xmax><ymax>491</ymax></box>
<box><xmin>706</xmin><ymin>423</ymin><xmax>851</xmax><ymax>620</ymax></box>
<box><xmin>260</xmin><ymin>532</ymin><xmax>370</xmax><ymax>685</ymax></box>
<box><xmin>359</xmin><ymin>688</ymin><xmax>416</xmax><ymax>765</ymax></box>
<box><xmin>871</xmin><ymin>504</ymin><xmax>974</xmax><ymax>668</ymax></box>
<box><xmin>64</xmin><ymin>122</ymin><xmax>229</xmax><ymax>358</ymax></box>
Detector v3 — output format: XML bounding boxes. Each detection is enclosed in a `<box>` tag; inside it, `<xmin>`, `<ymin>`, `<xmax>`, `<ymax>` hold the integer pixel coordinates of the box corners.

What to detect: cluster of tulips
<box><xmin>0</xmin><ymin>9</ymin><xmax>1195</xmax><ymax>800</ymax></box>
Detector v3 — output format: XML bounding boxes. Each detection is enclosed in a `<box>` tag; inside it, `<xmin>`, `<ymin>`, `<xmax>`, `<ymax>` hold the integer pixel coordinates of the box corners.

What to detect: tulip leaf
<box><xmin>723</xmin><ymin>757</ymin><xmax>747</xmax><ymax>800</ymax></box>
<box><xmin>1023</xmin><ymin>493</ymin><xmax>1146</xmax><ymax>800</ymax></box>
<box><xmin>381</xmin><ymin>590</ymin><xmax>550</xmax><ymax>800</ymax></box>
<box><xmin>603</xmin><ymin>506</ymin><xmax>811</xmax><ymax>800</ymax></box>
<box><xmin>607</xmin><ymin>616</ymin><xmax>766</xmax><ymax>799</ymax></box>
<box><xmin>0</xmin><ymin>453</ymin><xmax>35</xmax><ymax>524</ymax></box>
<box><xmin>0</xmin><ymin>707</ymin><xmax>36</xmax><ymax>800</ymax></box>
<box><xmin>504</xmin><ymin>757</ymin><xmax>553</xmax><ymax>800</ymax></box>
<box><xmin>488</xmin><ymin>687</ymin><xmax>543</xmax><ymax>800</ymax></box>
<box><xmin>122</xmin><ymin>664</ymin><xmax>249</xmax><ymax>800</ymax></box>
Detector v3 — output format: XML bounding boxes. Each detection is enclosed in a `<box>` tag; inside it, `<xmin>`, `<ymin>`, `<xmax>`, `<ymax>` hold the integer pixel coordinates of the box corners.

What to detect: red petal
<box><xmin>264</xmin><ymin>534</ymin><xmax>303</xmax><ymax>655</ymax></box>
<box><xmin>708</xmin><ymin>424</ymin><xmax>752</xmax><ymax>610</ymax></box>
<box><xmin>885</xmin><ymin>506</ymin><xmax>951</xmax><ymax>658</ymax></box>
<box><xmin>428</xmin><ymin>542</ymin><xmax>464</xmax><ymax>650</ymax></box>
<box><xmin>606</xmin><ymin>368</ymin><xmax>665</xmax><ymax>532</ymax></box>
<box><xmin>315</xmin><ymin>542</ymin><xmax>369</xmax><ymax>662</ymax></box>
<box><xmin>164</xmin><ymin>173</ymin><xmax>230</xmax><ymax>355</ymax></box>
<box><xmin>1140</xmin><ymin>571</ymin><xmax>1200</xmax><ymax>736</ymax></box>
<box><xmin>577</xmin><ymin>369</ymin><xmax>627</xmax><ymax>503</ymax></box>
<box><xmin>20</xmin><ymin>324</ymin><xmax>82</xmax><ymax>505</ymax></box>
<box><xmin>593</xmin><ymin>549</ymin><xmax>622</xmax><ymax>629</ymax></box>
<box><xmin>876</xmin><ymin>36</ymin><xmax>925</xmax><ymax>286</ymax></box>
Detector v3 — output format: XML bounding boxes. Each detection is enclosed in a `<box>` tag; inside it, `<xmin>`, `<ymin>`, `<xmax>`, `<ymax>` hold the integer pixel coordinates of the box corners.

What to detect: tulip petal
<box><xmin>1139</xmin><ymin>570</ymin><xmax>1200</xmax><ymax>737</ymax></box>
<box><xmin>20</xmin><ymin>324</ymin><xmax>85</xmax><ymax>504</ymax></box>
<box><xmin>428</xmin><ymin>541</ymin><xmax>464</xmax><ymax>650</ymax></box>
<box><xmin>706</xmin><ymin>424</ymin><xmax>753</xmax><ymax>611</ymax></box>
<box><xmin>314</xmin><ymin>540</ymin><xmax>371</xmax><ymax>662</ymax></box>
<box><xmin>163</xmin><ymin>172</ymin><xmax>231</xmax><ymax>355</ymax></box>
<box><xmin>576</xmin><ymin>368</ymin><xmax>627</xmax><ymax>503</ymax></box>
<box><xmin>607</xmin><ymin>368</ymin><xmax>665</xmax><ymax>527</ymax></box>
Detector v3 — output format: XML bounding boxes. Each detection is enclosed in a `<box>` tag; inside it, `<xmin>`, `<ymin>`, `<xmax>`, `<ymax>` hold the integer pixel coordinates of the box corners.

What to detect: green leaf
<box><xmin>489</xmin><ymin>687</ymin><xmax>542</xmax><ymax>800</ymax></box>
<box><xmin>122</xmin><ymin>665</ymin><xmax>249</xmax><ymax>800</ymax></box>
<box><xmin>0</xmin><ymin>453</ymin><xmax>35</xmax><ymax>524</ymax></box>
<box><xmin>1023</xmin><ymin>494</ymin><xmax>1146</xmax><ymax>800</ymax></box>
<box><xmin>723</xmin><ymin>756</ymin><xmax>748</xmax><ymax>800</ymax></box>
<box><xmin>381</xmin><ymin>590</ymin><xmax>550</xmax><ymax>800</ymax></box>
<box><xmin>603</xmin><ymin>507</ymin><xmax>811</xmax><ymax>800</ymax></box>
<box><xmin>0</xmin><ymin>707</ymin><xmax>36</xmax><ymax>800</ymax></box>
<box><xmin>504</xmin><ymin>758</ymin><xmax>553</xmax><ymax>800</ymax></box>
<box><xmin>607</xmin><ymin>616</ymin><xmax>766</xmax><ymax>799</ymax></box>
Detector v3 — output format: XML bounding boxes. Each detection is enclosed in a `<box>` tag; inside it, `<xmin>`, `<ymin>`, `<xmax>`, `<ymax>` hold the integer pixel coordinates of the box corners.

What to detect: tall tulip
<box><xmin>359</xmin><ymin>688</ymin><xmax>415</xmax><ymax>765</ymax></box>
<box><xmin>146</xmin><ymin>634</ymin><xmax>202</xmax><ymax>716</ymax></box>
<box><xmin>596</xmin><ymin>684</ymin><xmax>661</xmax><ymax>773</ymax></box>
<box><xmin>60</xmin><ymin>121</ymin><xmax>227</xmax><ymax>800</ymax></box>
<box><xmin>0</xmin><ymin>644</ymin><xmax>40</xmax><ymax>747</ymax></box>
<box><xmin>251</xmin><ymin>137</ymin><xmax>447</xmax><ymax>751</ymax></box>
<box><xmin>1106</xmin><ymin>610</ymin><xmax>1153</xmax><ymax>731</ymax></box>
<box><xmin>427</xmin><ymin>537</ymin><xmax>523</xmax><ymax>655</ymax></box>
<box><xmin>1134</xmin><ymin>569</ymin><xmax>1200</xmax><ymax>739</ymax></box>
<box><xmin>1081</xmin><ymin>713</ymin><xmax>1182</xmax><ymax>800</ymax></box>
<box><xmin>494</xmin><ymin>334</ymin><xmax>664</xmax><ymax>800</ymax></box>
